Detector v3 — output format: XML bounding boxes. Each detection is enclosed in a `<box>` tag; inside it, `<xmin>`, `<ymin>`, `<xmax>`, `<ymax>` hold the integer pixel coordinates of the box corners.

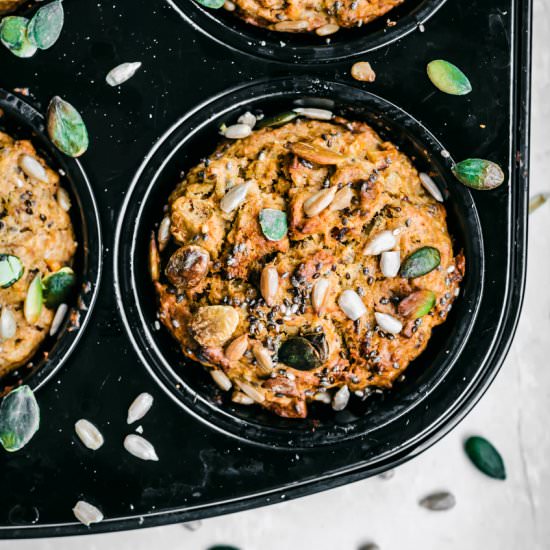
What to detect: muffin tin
<box><xmin>0</xmin><ymin>0</ymin><xmax>531</xmax><ymax>537</ymax></box>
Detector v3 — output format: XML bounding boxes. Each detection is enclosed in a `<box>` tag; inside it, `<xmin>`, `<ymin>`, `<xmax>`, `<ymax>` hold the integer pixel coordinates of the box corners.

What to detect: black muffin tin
<box><xmin>0</xmin><ymin>0</ymin><xmax>531</xmax><ymax>537</ymax></box>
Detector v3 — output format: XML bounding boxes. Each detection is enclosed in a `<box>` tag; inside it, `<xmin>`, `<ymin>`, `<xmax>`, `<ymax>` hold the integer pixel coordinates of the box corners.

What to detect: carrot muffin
<box><xmin>152</xmin><ymin>111</ymin><xmax>464</xmax><ymax>418</ymax></box>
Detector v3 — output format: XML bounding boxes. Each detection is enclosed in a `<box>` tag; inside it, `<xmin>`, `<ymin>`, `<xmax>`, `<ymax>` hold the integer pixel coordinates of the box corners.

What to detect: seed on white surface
<box><xmin>363</xmin><ymin>230</ymin><xmax>396</xmax><ymax>255</ymax></box>
<box><xmin>237</xmin><ymin>111</ymin><xmax>256</xmax><ymax>128</ymax></box>
<box><xmin>106</xmin><ymin>62</ymin><xmax>142</xmax><ymax>87</ymax></box>
<box><xmin>374</xmin><ymin>311</ymin><xmax>403</xmax><ymax>334</ymax></box>
<box><xmin>380</xmin><ymin>250</ymin><xmax>401</xmax><ymax>277</ymax></box>
<box><xmin>231</xmin><ymin>391</ymin><xmax>254</xmax><ymax>405</ymax></box>
<box><xmin>419</xmin><ymin>491</ymin><xmax>456</xmax><ymax>511</ymax></box>
<box><xmin>49</xmin><ymin>303</ymin><xmax>68</xmax><ymax>336</ymax></box>
<box><xmin>57</xmin><ymin>187</ymin><xmax>71</xmax><ymax>211</ymax></box>
<box><xmin>127</xmin><ymin>392</ymin><xmax>154</xmax><ymax>424</ymax></box>
<box><xmin>123</xmin><ymin>434</ymin><xmax>159</xmax><ymax>461</ymax></box>
<box><xmin>210</xmin><ymin>369</ymin><xmax>232</xmax><ymax>391</ymax></box>
<box><xmin>293</xmin><ymin>107</ymin><xmax>333</xmax><ymax>120</ymax></box>
<box><xmin>220</xmin><ymin>182</ymin><xmax>250</xmax><ymax>213</ymax></box>
<box><xmin>303</xmin><ymin>186</ymin><xmax>337</xmax><ymax>217</ymax></box>
<box><xmin>0</xmin><ymin>307</ymin><xmax>16</xmax><ymax>340</ymax></box>
<box><xmin>315</xmin><ymin>23</ymin><xmax>340</xmax><ymax>36</ymax></box>
<box><xmin>378</xmin><ymin>469</ymin><xmax>395</xmax><ymax>480</ymax></box>
<box><xmin>72</xmin><ymin>500</ymin><xmax>103</xmax><ymax>526</ymax></box>
<box><xmin>332</xmin><ymin>385</ymin><xmax>350</xmax><ymax>411</ymax></box>
<box><xmin>419</xmin><ymin>172</ymin><xmax>444</xmax><ymax>202</ymax></box>
<box><xmin>236</xmin><ymin>380</ymin><xmax>265</xmax><ymax>403</ymax></box>
<box><xmin>19</xmin><ymin>154</ymin><xmax>48</xmax><ymax>182</ymax></box>
<box><xmin>311</xmin><ymin>278</ymin><xmax>330</xmax><ymax>313</ymax></box>
<box><xmin>222</xmin><ymin>123</ymin><xmax>252</xmax><ymax>139</ymax></box>
<box><xmin>157</xmin><ymin>215</ymin><xmax>171</xmax><ymax>252</ymax></box>
<box><xmin>75</xmin><ymin>419</ymin><xmax>104</xmax><ymax>450</ymax></box>
<box><xmin>260</xmin><ymin>265</ymin><xmax>278</xmax><ymax>306</ymax></box>
<box><xmin>338</xmin><ymin>289</ymin><xmax>367</xmax><ymax>321</ymax></box>
<box><xmin>183</xmin><ymin>520</ymin><xmax>203</xmax><ymax>531</ymax></box>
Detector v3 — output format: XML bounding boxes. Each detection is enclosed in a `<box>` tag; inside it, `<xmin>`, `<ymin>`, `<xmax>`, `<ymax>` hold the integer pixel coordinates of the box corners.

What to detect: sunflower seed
<box><xmin>127</xmin><ymin>392</ymin><xmax>154</xmax><ymax>424</ymax></box>
<box><xmin>74</xmin><ymin>419</ymin><xmax>104</xmax><ymax>450</ymax></box>
<box><xmin>223</xmin><ymin>0</ymin><xmax>236</xmax><ymax>10</ymax></box>
<box><xmin>374</xmin><ymin>312</ymin><xmax>402</xmax><ymax>334</ymax></box>
<box><xmin>220</xmin><ymin>182</ymin><xmax>250</xmax><ymax>213</ymax></box>
<box><xmin>19</xmin><ymin>154</ymin><xmax>48</xmax><ymax>183</ymax></box>
<box><xmin>49</xmin><ymin>303</ymin><xmax>68</xmax><ymax>336</ymax></box>
<box><xmin>182</xmin><ymin>520</ymin><xmax>203</xmax><ymax>531</ymax></box>
<box><xmin>363</xmin><ymin>230</ymin><xmax>396</xmax><ymax>255</ymax></box>
<box><xmin>293</xmin><ymin>107</ymin><xmax>333</xmax><ymax>120</ymax></box>
<box><xmin>222</xmin><ymin>123</ymin><xmax>252</xmax><ymax>139</ymax></box>
<box><xmin>380</xmin><ymin>250</ymin><xmax>400</xmax><ymax>277</ymax></box>
<box><xmin>232</xmin><ymin>391</ymin><xmax>254</xmax><ymax>405</ymax></box>
<box><xmin>123</xmin><ymin>434</ymin><xmax>159</xmax><ymax>461</ymax></box>
<box><xmin>332</xmin><ymin>385</ymin><xmax>350</xmax><ymax>411</ymax></box>
<box><xmin>57</xmin><ymin>187</ymin><xmax>71</xmax><ymax>211</ymax></box>
<box><xmin>419</xmin><ymin>491</ymin><xmax>456</xmax><ymax>511</ymax></box>
<box><xmin>106</xmin><ymin>62</ymin><xmax>142</xmax><ymax>87</ymax></box>
<box><xmin>419</xmin><ymin>172</ymin><xmax>444</xmax><ymax>202</ymax></box>
<box><xmin>330</xmin><ymin>185</ymin><xmax>353</xmax><ymax>211</ymax></box>
<box><xmin>358</xmin><ymin>544</ymin><xmax>380</xmax><ymax>550</ymax></box>
<box><xmin>260</xmin><ymin>266</ymin><xmax>278</xmax><ymax>306</ymax></box>
<box><xmin>338</xmin><ymin>289</ymin><xmax>366</xmax><ymax>321</ymax></box>
<box><xmin>273</xmin><ymin>20</ymin><xmax>309</xmax><ymax>32</ymax></box>
<box><xmin>529</xmin><ymin>193</ymin><xmax>549</xmax><ymax>214</ymax></box>
<box><xmin>72</xmin><ymin>500</ymin><xmax>103</xmax><ymax>526</ymax></box>
<box><xmin>225</xmin><ymin>334</ymin><xmax>248</xmax><ymax>361</ymax></box>
<box><xmin>378</xmin><ymin>469</ymin><xmax>395</xmax><ymax>480</ymax></box>
<box><xmin>315</xmin><ymin>23</ymin><xmax>340</xmax><ymax>36</ymax></box>
<box><xmin>236</xmin><ymin>380</ymin><xmax>265</xmax><ymax>403</ymax></box>
<box><xmin>237</xmin><ymin>111</ymin><xmax>256</xmax><ymax>128</ymax></box>
<box><xmin>303</xmin><ymin>186</ymin><xmax>337</xmax><ymax>217</ymax></box>
<box><xmin>253</xmin><ymin>343</ymin><xmax>273</xmax><ymax>374</ymax></box>
<box><xmin>313</xmin><ymin>392</ymin><xmax>331</xmax><ymax>404</ymax></box>
<box><xmin>149</xmin><ymin>231</ymin><xmax>160</xmax><ymax>282</ymax></box>
<box><xmin>210</xmin><ymin>369</ymin><xmax>232</xmax><ymax>391</ymax></box>
<box><xmin>0</xmin><ymin>307</ymin><xmax>16</xmax><ymax>340</ymax></box>
<box><xmin>312</xmin><ymin>278</ymin><xmax>329</xmax><ymax>313</ymax></box>
<box><xmin>351</xmin><ymin>61</ymin><xmax>376</xmax><ymax>82</ymax></box>
<box><xmin>157</xmin><ymin>215</ymin><xmax>171</xmax><ymax>251</ymax></box>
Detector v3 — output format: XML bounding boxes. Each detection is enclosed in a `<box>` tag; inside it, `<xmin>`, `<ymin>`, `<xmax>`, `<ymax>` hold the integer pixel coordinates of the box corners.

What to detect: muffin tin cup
<box><xmin>0</xmin><ymin>89</ymin><xmax>103</xmax><ymax>394</ymax></box>
<box><xmin>114</xmin><ymin>76</ymin><xmax>484</xmax><ymax>450</ymax></box>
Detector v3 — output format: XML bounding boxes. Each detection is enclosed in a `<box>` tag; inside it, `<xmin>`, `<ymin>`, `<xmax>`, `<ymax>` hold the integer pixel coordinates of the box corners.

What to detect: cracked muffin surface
<box><xmin>153</xmin><ymin>116</ymin><xmax>464</xmax><ymax>419</ymax></box>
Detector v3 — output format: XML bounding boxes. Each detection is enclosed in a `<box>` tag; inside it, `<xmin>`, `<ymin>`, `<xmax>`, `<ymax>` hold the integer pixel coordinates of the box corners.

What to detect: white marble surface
<box><xmin>4</xmin><ymin>2</ymin><xmax>550</xmax><ymax>549</ymax></box>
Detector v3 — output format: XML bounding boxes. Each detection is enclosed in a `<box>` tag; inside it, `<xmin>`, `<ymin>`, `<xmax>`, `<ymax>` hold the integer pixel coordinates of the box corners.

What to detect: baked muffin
<box><xmin>0</xmin><ymin>0</ymin><xmax>26</xmax><ymax>15</ymax></box>
<box><xmin>152</xmin><ymin>112</ymin><xmax>464</xmax><ymax>418</ymax></box>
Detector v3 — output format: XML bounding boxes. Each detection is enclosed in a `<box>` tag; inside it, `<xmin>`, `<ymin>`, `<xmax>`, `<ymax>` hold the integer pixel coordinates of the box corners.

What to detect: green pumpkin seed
<box><xmin>259</xmin><ymin>208</ymin><xmax>288</xmax><ymax>241</ymax></box>
<box><xmin>0</xmin><ymin>385</ymin><xmax>40</xmax><ymax>452</ymax></box>
<box><xmin>464</xmin><ymin>436</ymin><xmax>506</xmax><ymax>480</ymax></box>
<box><xmin>24</xmin><ymin>274</ymin><xmax>43</xmax><ymax>324</ymax></box>
<box><xmin>27</xmin><ymin>0</ymin><xmax>64</xmax><ymax>50</ymax></box>
<box><xmin>0</xmin><ymin>254</ymin><xmax>24</xmax><ymax>288</ymax></box>
<box><xmin>195</xmin><ymin>0</ymin><xmax>225</xmax><ymax>8</ymax></box>
<box><xmin>427</xmin><ymin>60</ymin><xmax>472</xmax><ymax>96</ymax></box>
<box><xmin>46</xmin><ymin>96</ymin><xmax>89</xmax><ymax>157</ymax></box>
<box><xmin>257</xmin><ymin>111</ymin><xmax>298</xmax><ymax>129</ymax></box>
<box><xmin>398</xmin><ymin>289</ymin><xmax>436</xmax><ymax>318</ymax></box>
<box><xmin>400</xmin><ymin>247</ymin><xmax>441</xmax><ymax>278</ymax></box>
<box><xmin>0</xmin><ymin>16</ymin><xmax>37</xmax><ymax>58</ymax></box>
<box><xmin>304</xmin><ymin>331</ymin><xmax>328</xmax><ymax>362</ymax></box>
<box><xmin>279</xmin><ymin>337</ymin><xmax>322</xmax><ymax>371</ymax></box>
<box><xmin>42</xmin><ymin>267</ymin><xmax>75</xmax><ymax>308</ymax></box>
<box><xmin>529</xmin><ymin>193</ymin><xmax>549</xmax><ymax>214</ymax></box>
<box><xmin>452</xmin><ymin>158</ymin><xmax>505</xmax><ymax>190</ymax></box>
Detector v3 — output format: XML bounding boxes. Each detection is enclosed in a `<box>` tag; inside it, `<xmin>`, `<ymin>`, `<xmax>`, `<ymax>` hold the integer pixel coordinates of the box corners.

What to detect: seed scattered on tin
<box><xmin>123</xmin><ymin>434</ymin><xmax>159</xmax><ymax>461</ymax></box>
<box><xmin>427</xmin><ymin>59</ymin><xmax>472</xmax><ymax>96</ymax></box>
<box><xmin>452</xmin><ymin>158</ymin><xmax>505</xmax><ymax>190</ymax></box>
<box><xmin>106</xmin><ymin>62</ymin><xmax>142</xmax><ymax>87</ymax></box>
<box><xmin>47</xmin><ymin>96</ymin><xmax>89</xmax><ymax>157</ymax></box>
<box><xmin>0</xmin><ymin>16</ymin><xmax>37</xmax><ymax>58</ymax></box>
<box><xmin>237</xmin><ymin>111</ymin><xmax>256</xmax><ymax>128</ymax></box>
<box><xmin>419</xmin><ymin>172</ymin><xmax>444</xmax><ymax>202</ymax></box>
<box><xmin>222</xmin><ymin>123</ymin><xmax>252</xmax><ymax>139</ymax></box>
<box><xmin>293</xmin><ymin>107</ymin><xmax>333</xmax><ymax>120</ymax></box>
<box><xmin>74</xmin><ymin>419</ymin><xmax>104</xmax><ymax>450</ymax></box>
<box><xmin>27</xmin><ymin>0</ymin><xmax>64</xmax><ymax>50</ymax></box>
<box><xmin>332</xmin><ymin>385</ymin><xmax>350</xmax><ymax>411</ymax></box>
<box><xmin>419</xmin><ymin>491</ymin><xmax>456</xmax><ymax>511</ymax></box>
<box><xmin>0</xmin><ymin>385</ymin><xmax>40</xmax><ymax>452</ymax></box>
<box><xmin>529</xmin><ymin>192</ymin><xmax>549</xmax><ymax>214</ymax></box>
<box><xmin>127</xmin><ymin>392</ymin><xmax>154</xmax><ymax>424</ymax></box>
<box><xmin>72</xmin><ymin>500</ymin><xmax>103</xmax><ymax>526</ymax></box>
<box><xmin>351</xmin><ymin>61</ymin><xmax>376</xmax><ymax>82</ymax></box>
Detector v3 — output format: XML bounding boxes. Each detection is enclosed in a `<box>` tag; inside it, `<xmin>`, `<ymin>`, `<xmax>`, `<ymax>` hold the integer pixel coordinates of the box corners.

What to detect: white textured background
<box><xmin>5</xmin><ymin>2</ymin><xmax>550</xmax><ymax>549</ymax></box>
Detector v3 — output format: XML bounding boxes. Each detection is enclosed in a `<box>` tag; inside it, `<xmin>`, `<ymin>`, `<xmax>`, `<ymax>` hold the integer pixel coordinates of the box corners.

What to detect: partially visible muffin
<box><xmin>0</xmin><ymin>0</ymin><xmax>26</xmax><ymax>15</ymax></box>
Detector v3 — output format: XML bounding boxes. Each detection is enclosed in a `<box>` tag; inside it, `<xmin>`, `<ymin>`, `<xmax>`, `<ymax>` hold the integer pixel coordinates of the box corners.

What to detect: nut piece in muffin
<box><xmin>153</xmin><ymin>112</ymin><xmax>464</xmax><ymax>419</ymax></box>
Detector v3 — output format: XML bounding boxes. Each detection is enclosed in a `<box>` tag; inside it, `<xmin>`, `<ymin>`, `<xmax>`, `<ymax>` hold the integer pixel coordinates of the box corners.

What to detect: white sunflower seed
<box><xmin>220</xmin><ymin>182</ymin><xmax>250</xmax><ymax>213</ymax></box>
<box><xmin>225</xmin><ymin>334</ymin><xmax>248</xmax><ymax>362</ymax></box>
<box><xmin>312</xmin><ymin>278</ymin><xmax>329</xmax><ymax>313</ymax></box>
<box><xmin>273</xmin><ymin>20</ymin><xmax>309</xmax><ymax>32</ymax></box>
<box><xmin>49</xmin><ymin>303</ymin><xmax>68</xmax><ymax>336</ymax></box>
<box><xmin>315</xmin><ymin>23</ymin><xmax>340</xmax><ymax>36</ymax></box>
<box><xmin>72</xmin><ymin>500</ymin><xmax>103</xmax><ymax>526</ymax></box>
<box><xmin>338</xmin><ymin>289</ymin><xmax>367</xmax><ymax>321</ymax></box>
<box><xmin>237</xmin><ymin>111</ymin><xmax>256</xmax><ymax>129</ymax></box>
<box><xmin>74</xmin><ymin>419</ymin><xmax>104</xmax><ymax>450</ymax></box>
<box><xmin>0</xmin><ymin>307</ymin><xmax>16</xmax><ymax>340</ymax></box>
<box><xmin>123</xmin><ymin>434</ymin><xmax>159</xmax><ymax>461</ymax></box>
<box><xmin>210</xmin><ymin>369</ymin><xmax>232</xmax><ymax>391</ymax></box>
<box><xmin>313</xmin><ymin>391</ymin><xmax>331</xmax><ymax>404</ymax></box>
<box><xmin>236</xmin><ymin>380</ymin><xmax>265</xmax><ymax>403</ymax></box>
<box><xmin>183</xmin><ymin>520</ymin><xmax>203</xmax><ymax>531</ymax></box>
<box><xmin>419</xmin><ymin>172</ymin><xmax>444</xmax><ymax>202</ymax></box>
<box><xmin>106</xmin><ymin>62</ymin><xmax>142</xmax><ymax>87</ymax></box>
<box><xmin>260</xmin><ymin>266</ymin><xmax>278</xmax><ymax>306</ymax></box>
<box><xmin>19</xmin><ymin>154</ymin><xmax>48</xmax><ymax>183</ymax></box>
<box><xmin>157</xmin><ymin>215</ymin><xmax>171</xmax><ymax>252</ymax></box>
<box><xmin>231</xmin><ymin>391</ymin><xmax>254</xmax><ymax>405</ymax></box>
<box><xmin>380</xmin><ymin>250</ymin><xmax>401</xmax><ymax>277</ymax></box>
<box><xmin>332</xmin><ymin>385</ymin><xmax>350</xmax><ymax>411</ymax></box>
<box><xmin>419</xmin><ymin>491</ymin><xmax>456</xmax><ymax>511</ymax></box>
<box><xmin>293</xmin><ymin>107</ymin><xmax>333</xmax><ymax>120</ymax></box>
<box><xmin>303</xmin><ymin>186</ymin><xmax>337</xmax><ymax>217</ymax></box>
<box><xmin>330</xmin><ymin>185</ymin><xmax>353</xmax><ymax>211</ymax></box>
<box><xmin>223</xmin><ymin>0</ymin><xmax>236</xmax><ymax>10</ymax></box>
<box><xmin>127</xmin><ymin>392</ymin><xmax>154</xmax><ymax>424</ymax></box>
<box><xmin>363</xmin><ymin>230</ymin><xmax>396</xmax><ymax>255</ymax></box>
<box><xmin>374</xmin><ymin>312</ymin><xmax>403</xmax><ymax>334</ymax></box>
<box><xmin>57</xmin><ymin>187</ymin><xmax>71</xmax><ymax>211</ymax></box>
<box><xmin>222</xmin><ymin>123</ymin><xmax>252</xmax><ymax>139</ymax></box>
<box><xmin>253</xmin><ymin>343</ymin><xmax>273</xmax><ymax>374</ymax></box>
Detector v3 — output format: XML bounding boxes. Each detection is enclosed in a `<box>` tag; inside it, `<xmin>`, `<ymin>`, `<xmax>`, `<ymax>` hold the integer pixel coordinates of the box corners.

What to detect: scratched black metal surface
<box><xmin>0</xmin><ymin>0</ymin><xmax>529</xmax><ymax>537</ymax></box>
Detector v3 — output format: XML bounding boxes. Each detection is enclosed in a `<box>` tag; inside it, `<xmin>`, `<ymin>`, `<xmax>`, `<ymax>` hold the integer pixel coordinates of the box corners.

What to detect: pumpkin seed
<box><xmin>452</xmin><ymin>158</ymin><xmax>505</xmax><ymax>190</ymax></box>
<box><xmin>27</xmin><ymin>0</ymin><xmax>64</xmax><ymax>50</ymax></box>
<box><xmin>279</xmin><ymin>336</ymin><xmax>323</xmax><ymax>371</ymax></box>
<box><xmin>464</xmin><ymin>436</ymin><xmax>506</xmax><ymax>480</ymax></box>
<box><xmin>374</xmin><ymin>312</ymin><xmax>402</xmax><ymax>334</ymax></box>
<box><xmin>529</xmin><ymin>193</ymin><xmax>549</xmax><ymax>214</ymax></box>
<box><xmin>0</xmin><ymin>307</ymin><xmax>16</xmax><ymax>340</ymax></box>
<box><xmin>74</xmin><ymin>419</ymin><xmax>104</xmax><ymax>450</ymax></box>
<box><xmin>72</xmin><ymin>500</ymin><xmax>103</xmax><ymax>526</ymax></box>
<box><xmin>398</xmin><ymin>289</ymin><xmax>436</xmax><ymax>318</ymax></box>
<box><xmin>220</xmin><ymin>182</ymin><xmax>250</xmax><ymax>212</ymax></box>
<box><xmin>0</xmin><ymin>17</ymin><xmax>37</xmax><ymax>58</ymax></box>
<box><xmin>293</xmin><ymin>107</ymin><xmax>333</xmax><ymax>120</ymax></box>
<box><xmin>0</xmin><ymin>254</ymin><xmax>24</xmax><ymax>288</ymax></box>
<box><xmin>259</xmin><ymin>208</ymin><xmax>287</xmax><ymax>241</ymax></box>
<box><xmin>195</xmin><ymin>0</ymin><xmax>225</xmax><ymax>7</ymax></box>
<box><xmin>427</xmin><ymin>60</ymin><xmax>472</xmax><ymax>95</ymax></box>
<box><xmin>47</xmin><ymin>96</ymin><xmax>89</xmax><ymax>157</ymax></box>
<box><xmin>49</xmin><ymin>302</ymin><xmax>68</xmax><ymax>336</ymax></box>
<box><xmin>256</xmin><ymin>111</ymin><xmax>297</xmax><ymax>129</ymax></box>
<box><xmin>380</xmin><ymin>250</ymin><xmax>400</xmax><ymax>277</ymax></box>
<box><xmin>19</xmin><ymin>154</ymin><xmax>48</xmax><ymax>183</ymax></box>
<box><xmin>210</xmin><ymin>369</ymin><xmax>232</xmax><ymax>391</ymax></box>
<box><xmin>419</xmin><ymin>172</ymin><xmax>444</xmax><ymax>202</ymax></box>
<box><xmin>419</xmin><ymin>491</ymin><xmax>456</xmax><ymax>511</ymax></box>
<box><xmin>42</xmin><ymin>266</ymin><xmax>75</xmax><ymax>308</ymax></box>
<box><xmin>106</xmin><ymin>62</ymin><xmax>142</xmax><ymax>86</ymax></box>
<box><xmin>332</xmin><ymin>385</ymin><xmax>350</xmax><ymax>411</ymax></box>
<box><xmin>303</xmin><ymin>186</ymin><xmax>337</xmax><ymax>217</ymax></box>
<box><xmin>123</xmin><ymin>434</ymin><xmax>159</xmax><ymax>461</ymax></box>
<box><xmin>127</xmin><ymin>392</ymin><xmax>154</xmax><ymax>424</ymax></box>
<box><xmin>338</xmin><ymin>289</ymin><xmax>367</xmax><ymax>321</ymax></box>
<box><xmin>0</xmin><ymin>386</ymin><xmax>40</xmax><ymax>452</ymax></box>
<box><xmin>400</xmin><ymin>246</ymin><xmax>441</xmax><ymax>278</ymax></box>
<box><xmin>24</xmin><ymin>274</ymin><xmax>43</xmax><ymax>324</ymax></box>
<box><xmin>363</xmin><ymin>230</ymin><xmax>396</xmax><ymax>255</ymax></box>
<box><xmin>311</xmin><ymin>278</ymin><xmax>329</xmax><ymax>313</ymax></box>
<box><xmin>225</xmin><ymin>334</ymin><xmax>248</xmax><ymax>362</ymax></box>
